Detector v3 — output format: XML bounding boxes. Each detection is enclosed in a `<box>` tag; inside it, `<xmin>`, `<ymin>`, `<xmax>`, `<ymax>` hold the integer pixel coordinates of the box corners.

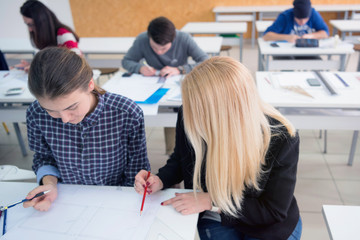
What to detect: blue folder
<box><xmin>135</xmin><ymin>88</ymin><xmax>169</xmax><ymax>104</ymax></box>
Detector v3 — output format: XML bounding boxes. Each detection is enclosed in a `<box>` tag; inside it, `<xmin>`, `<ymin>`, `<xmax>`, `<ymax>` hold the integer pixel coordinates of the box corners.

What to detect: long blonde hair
<box><xmin>181</xmin><ymin>57</ymin><xmax>295</xmax><ymax>217</ymax></box>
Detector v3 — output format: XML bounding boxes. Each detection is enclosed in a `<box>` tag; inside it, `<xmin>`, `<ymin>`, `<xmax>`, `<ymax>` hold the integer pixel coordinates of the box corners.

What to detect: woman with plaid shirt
<box><xmin>23</xmin><ymin>47</ymin><xmax>150</xmax><ymax>211</ymax></box>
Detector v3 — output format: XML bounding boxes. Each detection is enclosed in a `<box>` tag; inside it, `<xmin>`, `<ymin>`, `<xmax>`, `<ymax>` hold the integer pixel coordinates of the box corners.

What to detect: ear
<box><xmin>88</xmin><ymin>78</ymin><xmax>95</xmax><ymax>92</ymax></box>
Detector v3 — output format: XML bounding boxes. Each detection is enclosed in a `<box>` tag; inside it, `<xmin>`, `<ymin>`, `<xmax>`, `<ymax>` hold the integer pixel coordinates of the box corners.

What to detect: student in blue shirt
<box><xmin>23</xmin><ymin>47</ymin><xmax>150</xmax><ymax>211</ymax></box>
<box><xmin>263</xmin><ymin>0</ymin><xmax>329</xmax><ymax>43</ymax></box>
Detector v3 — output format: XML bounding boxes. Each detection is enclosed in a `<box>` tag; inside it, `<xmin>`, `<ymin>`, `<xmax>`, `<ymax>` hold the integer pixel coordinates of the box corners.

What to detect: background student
<box><xmin>135</xmin><ymin>57</ymin><xmax>302</xmax><ymax>240</ymax></box>
<box><xmin>15</xmin><ymin>0</ymin><xmax>81</xmax><ymax>72</ymax></box>
<box><xmin>263</xmin><ymin>0</ymin><xmax>329</xmax><ymax>43</ymax></box>
<box><xmin>23</xmin><ymin>47</ymin><xmax>149</xmax><ymax>211</ymax></box>
<box><xmin>123</xmin><ymin>16</ymin><xmax>209</xmax><ymax>155</ymax></box>
<box><xmin>122</xmin><ymin>16</ymin><xmax>209</xmax><ymax>78</ymax></box>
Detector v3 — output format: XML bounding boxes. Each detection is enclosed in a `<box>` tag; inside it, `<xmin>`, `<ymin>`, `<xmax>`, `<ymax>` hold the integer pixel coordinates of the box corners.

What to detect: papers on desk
<box><xmin>102</xmin><ymin>73</ymin><xmax>164</xmax><ymax>102</ymax></box>
<box><xmin>1</xmin><ymin>184</ymin><xmax>197</xmax><ymax>240</ymax></box>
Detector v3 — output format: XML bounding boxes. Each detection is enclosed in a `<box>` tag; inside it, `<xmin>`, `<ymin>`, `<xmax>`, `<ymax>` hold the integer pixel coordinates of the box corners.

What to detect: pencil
<box><xmin>2</xmin><ymin>209</ymin><xmax>7</xmax><ymax>235</ymax></box>
<box><xmin>140</xmin><ymin>171</ymin><xmax>151</xmax><ymax>216</ymax></box>
<box><xmin>0</xmin><ymin>190</ymin><xmax>51</xmax><ymax>211</ymax></box>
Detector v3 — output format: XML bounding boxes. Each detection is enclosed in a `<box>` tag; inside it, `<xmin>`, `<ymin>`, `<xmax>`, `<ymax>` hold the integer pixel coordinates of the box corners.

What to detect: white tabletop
<box><xmin>213</xmin><ymin>4</ymin><xmax>360</xmax><ymax>13</ymax></box>
<box><xmin>0</xmin><ymin>182</ymin><xmax>199</xmax><ymax>240</ymax></box>
<box><xmin>181</xmin><ymin>22</ymin><xmax>247</xmax><ymax>34</ymax></box>
<box><xmin>255</xmin><ymin>21</ymin><xmax>273</xmax><ymax>33</ymax></box>
<box><xmin>329</xmin><ymin>20</ymin><xmax>360</xmax><ymax>32</ymax></box>
<box><xmin>258</xmin><ymin>37</ymin><xmax>354</xmax><ymax>55</ymax></box>
<box><xmin>322</xmin><ymin>205</ymin><xmax>360</xmax><ymax>240</ymax></box>
<box><xmin>256</xmin><ymin>71</ymin><xmax>360</xmax><ymax>109</ymax></box>
<box><xmin>79</xmin><ymin>36</ymin><xmax>223</xmax><ymax>55</ymax></box>
<box><xmin>0</xmin><ymin>38</ymin><xmax>36</xmax><ymax>54</ymax></box>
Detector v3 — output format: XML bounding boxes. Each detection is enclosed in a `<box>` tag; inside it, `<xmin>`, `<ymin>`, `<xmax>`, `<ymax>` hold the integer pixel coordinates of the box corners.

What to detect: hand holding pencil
<box><xmin>134</xmin><ymin>170</ymin><xmax>163</xmax><ymax>197</ymax></box>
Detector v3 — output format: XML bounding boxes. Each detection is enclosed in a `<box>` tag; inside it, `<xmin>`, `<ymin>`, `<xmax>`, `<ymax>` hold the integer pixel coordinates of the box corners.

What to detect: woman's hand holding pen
<box><xmin>23</xmin><ymin>176</ymin><xmax>58</xmax><ymax>211</ymax></box>
<box><xmin>162</xmin><ymin>192</ymin><xmax>212</xmax><ymax>215</ymax></box>
<box><xmin>134</xmin><ymin>170</ymin><xmax>163</xmax><ymax>195</ymax></box>
<box><xmin>140</xmin><ymin>65</ymin><xmax>156</xmax><ymax>76</ymax></box>
<box><xmin>12</xmin><ymin>60</ymin><xmax>30</xmax><ymax>73</ymax></box>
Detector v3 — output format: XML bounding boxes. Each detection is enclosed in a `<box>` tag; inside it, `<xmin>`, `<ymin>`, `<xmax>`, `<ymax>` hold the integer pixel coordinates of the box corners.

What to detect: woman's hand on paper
<box><xmin>162</xmin><ymin>192</ymin><xmax>212</xmax><ymax>215</ymax></box>
<box><xmin>23</xmin><ymin>176</ymin><xmax>58</xmax><ymax>211</ymax></box>
<box><xmin>134</xmin><ymin>169</ymin><xmax>163</xmax><ymax>195</ymax></box>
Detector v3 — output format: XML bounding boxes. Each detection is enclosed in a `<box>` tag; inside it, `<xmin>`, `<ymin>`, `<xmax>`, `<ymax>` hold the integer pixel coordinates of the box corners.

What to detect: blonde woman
<box><xmin>135</xmin><ymin>57</ymin><xmax>301</xmax><ymax>240</ymax></box>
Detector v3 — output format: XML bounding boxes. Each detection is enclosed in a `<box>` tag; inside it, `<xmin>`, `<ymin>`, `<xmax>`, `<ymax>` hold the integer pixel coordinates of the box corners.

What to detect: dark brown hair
<box><xmin>147</xmin><ymin>16</ymin><xmax>176</xmax><ymax>45</ymax></box>
<box><xmin>28</xmin><ymin>47</ymin><xmax>105</xmax><ymax>99</ymax></box>
<box><xmin>20</xmin><ymin>0</ymin><xmax>79</xmax><ymax>49</ymax></box>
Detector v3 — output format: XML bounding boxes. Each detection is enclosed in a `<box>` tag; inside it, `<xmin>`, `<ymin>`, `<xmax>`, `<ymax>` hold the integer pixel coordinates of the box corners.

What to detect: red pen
<box><xmin>140</xmin><ymin>171</ymin><xmax>151</xmax><ymax>216</ymax></box>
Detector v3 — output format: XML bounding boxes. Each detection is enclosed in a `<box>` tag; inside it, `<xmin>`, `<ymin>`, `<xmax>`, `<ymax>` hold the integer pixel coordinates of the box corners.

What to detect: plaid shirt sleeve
<box><xmin>26</xmin><ymin>105</ymin><xmax>61</xmax><ymax>184</ymax></box>
<box><xmin>122</xmin><ymin>106</ymin><xmax>150</xmax><ymax>186</ymax></box>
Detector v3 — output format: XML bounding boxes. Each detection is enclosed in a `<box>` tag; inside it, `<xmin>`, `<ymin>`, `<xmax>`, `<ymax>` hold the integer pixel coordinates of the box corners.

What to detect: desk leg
<box><xmin>258</xmin><ymin>46</ymin><xmax>262</xmax><ymax>71</ymax></box>
<box><xmin>357</xmin><ymin>54</ymin><xmax>360</xmax><ymax>72</ymax></box>
<box><xmin>348</xmin><ymin>130</ymin><xmax>359</xmax><ymax>166</ymax></box>
<box><xmin>251</xmin><ymin>12</ymin><xmax>256</xmax><ymax>48</ymax></box>
<box><xmin>323</xmin><ymin>130</ymin><xmax>327</xmax><ymax>154</ymax></box>
<box><xmin>265</xmin><ymin>55</ymin><xmax>269</xmax><ymax>71</ymax></box>
<box><xmin>13</xmin><ymin>123</ymin><xmax>27</xmax><ymax>157</ymax></box>
<box><xmin>340</xmin><ymin>54</ymin><xmax>346</xmax><ymax>71</ymax></box>
<box><xmin>239</xmin><ymin>34</ymin><xmax>243</xmax><ymax>62</ymax></box>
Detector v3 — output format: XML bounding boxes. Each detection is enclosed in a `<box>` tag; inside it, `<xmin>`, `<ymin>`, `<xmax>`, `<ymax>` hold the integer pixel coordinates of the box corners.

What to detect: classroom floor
<box><xmin>1</xmin><ymin>40</ymin><xmax>360</xmax><ymax>240</ymax></box>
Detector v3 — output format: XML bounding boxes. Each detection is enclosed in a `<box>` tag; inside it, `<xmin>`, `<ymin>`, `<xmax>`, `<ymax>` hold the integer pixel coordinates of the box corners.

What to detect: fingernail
<box><xmin>143</xmin><ymin>184</ymin><xmax>146</xmax><ymax>188</ymax></box>
<box><xmin>146</xmin><ymin>182</ymin><xmax>150</xmax><ymax>186</ymax></box>
<box><xmin>160</xmin><ymin>202</ymin><xmax>163</xmax><ymax>205</ymax></box>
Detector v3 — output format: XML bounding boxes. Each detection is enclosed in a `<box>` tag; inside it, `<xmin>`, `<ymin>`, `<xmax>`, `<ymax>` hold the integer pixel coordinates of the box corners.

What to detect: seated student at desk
<box><xmin>122</xmin><ymin>16</ymin><xmax>209</xmax><ymax>78</ymax></box>
<box><xmin>135</xmin><ymin>57</ymin><xmax>302</xmax><ymax>240</ymax></box>
<box><xmin>123</xmin><ymin>16</ymin><xmax>209</xmax><ymax>155</ymax></box>
<box><xmin>15</xmin><ymin>0</ymin><xmax>81</xmax><ymax>72</ymax></box>
<box><xmin>23</xmin><ymin>47</ymin><xmax>150</xmax><ymax>211</ymax></box>
<box><xmin>263</xmin><ymin>0</ymin><xmax>329</xmax><ymax>43</ymax></box>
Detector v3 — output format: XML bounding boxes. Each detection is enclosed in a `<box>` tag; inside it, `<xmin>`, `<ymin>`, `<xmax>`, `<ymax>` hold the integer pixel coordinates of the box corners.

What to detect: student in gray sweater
<box><xmin>122</xmin><ymin>16</ymin><xmax>209</xmax><ymax>78</ymax></box>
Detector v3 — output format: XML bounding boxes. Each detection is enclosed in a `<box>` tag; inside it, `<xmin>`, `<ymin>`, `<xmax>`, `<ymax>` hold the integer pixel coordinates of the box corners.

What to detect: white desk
<box><xmin>102</xmin><ymin>72</ymin><xmax>182</xmax><ymax>128</ymax></box>
<box><xmin>0</xmin><ymin>38</ymin><xmax>35</xmax><ymax>54</ymax></box>
<box><xmin>213</xmin><ymin>5</ymin><xmax>360</xmax><ymax>49</ymax></box>
<box><xmin>257</xmin><ymin>37</ymin><xmax>354</xmax><ymax>71</ymax></box>
<box><xmin>329</xmin><ymin>20</ymin><xmax>360</xmax><ymax>40</ymax></box>
<box><xmin>0</xmin><ymin>182</ymin><xmax>199</xmax><ymax>240</ymax></box>
<box><xmin>181</xmin><ymin>22</ymin><xmax>247</xmax><ymax>62</ymax></box>
<box><xmin>255</xmin><ymin>21</ymin><xmax>273</xmax><ymax>37</ymax></box>
<box><xmin>0</xmin><ymin>70</ymin><xmax>101</xmax><ymax>157</ymax></box>
<box><xmin>256</xmin><ymin>71</ymin><xmax>360</xmax><ymax>165</ymax></box>
<box><xmin>322</xmin><ymin>205</ymin><xmax>360</xmax><ymax>240</ymax></box>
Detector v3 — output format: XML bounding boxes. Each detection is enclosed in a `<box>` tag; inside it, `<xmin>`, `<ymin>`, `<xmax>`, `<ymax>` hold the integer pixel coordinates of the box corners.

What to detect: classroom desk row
<box><xmin>213</xmin><ymin>4</ymin><xmax>360</xmax><ymax>47</ymax></box>
<box><xmin>1</xmin><ymin>70</ymin><xmax>359</xmax><ymax>166</ymax></box>
<box><xmin>0</xmin><ymin>36</ymin><xmax>224</xmax><ymax>69</ymax></box>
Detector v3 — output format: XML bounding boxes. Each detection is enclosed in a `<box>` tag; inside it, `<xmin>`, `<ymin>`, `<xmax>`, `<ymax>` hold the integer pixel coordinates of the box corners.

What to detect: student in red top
<box><xmin>16</xmin><ymin>0</ymin><xmax>81</xmax><ymax>72</ymax></box>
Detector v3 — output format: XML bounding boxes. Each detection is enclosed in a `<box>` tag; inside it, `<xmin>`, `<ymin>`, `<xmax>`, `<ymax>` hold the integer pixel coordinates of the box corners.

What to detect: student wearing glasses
<box><xmin>16</xmin><ymin>0</ymin><xmax>81</xmax><ymax>72</ymax></box>
<box><xmin>23</xmin><ymin>47</ymin><xmax>149</xmax><ymax>211</ymax></box>
<box><xmin>135</xmin><ymin>57</ymin><xmax>302</xmax><ymax>240</ymax></box>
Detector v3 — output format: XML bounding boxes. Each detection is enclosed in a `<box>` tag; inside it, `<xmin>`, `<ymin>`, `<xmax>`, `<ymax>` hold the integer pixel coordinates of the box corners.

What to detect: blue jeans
<box><xmin>198</xmin><ymin>217</ymin><xmax>302</xmax><ymax>240</ymax></box>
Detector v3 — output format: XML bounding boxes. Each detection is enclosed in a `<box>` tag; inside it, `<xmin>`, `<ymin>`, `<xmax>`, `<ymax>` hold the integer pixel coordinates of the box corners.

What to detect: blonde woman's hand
<box><xmin>134</xmin><ymin>170</ymin><xmax>163</xmax><ymax>195</ymax></box>
<box><xmin>161</xmin><ymin>192</ymin><xmax>212</xmax><ymax>215</ymax></box>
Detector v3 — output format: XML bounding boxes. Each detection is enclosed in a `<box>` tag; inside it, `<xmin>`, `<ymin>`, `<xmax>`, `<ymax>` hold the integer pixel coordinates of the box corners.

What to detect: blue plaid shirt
<box><xmin>26</xmin><ymin>92</ymin><xmax>150</xmax><ymax>186</ymax></box>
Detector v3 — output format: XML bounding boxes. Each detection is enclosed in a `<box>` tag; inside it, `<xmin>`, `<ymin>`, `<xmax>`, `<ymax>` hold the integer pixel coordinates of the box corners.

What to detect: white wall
<box><xmin>0</xmin><ymin>0</ymin><xmax>74</xmax><ymax>38</ymax></box>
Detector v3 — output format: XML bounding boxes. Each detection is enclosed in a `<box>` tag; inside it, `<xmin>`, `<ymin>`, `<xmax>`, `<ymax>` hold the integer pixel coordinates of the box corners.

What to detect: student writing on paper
<box><xmin>122</xmin><ymin>16</ymin><xmax>209</xmax><ymax>78</ymax></box>
<box><xmin>263</xmin><ymin>0</ymin><xmax>329</xmax><ymax>43</ymax></box>
<box><xmin>135</xmin><ymin>57</ymin><xmax>301</xmax><ymax>240</ymax></box>
<box><xmin>14</xmin><ymin>0</ymin><xmax>81</xmax><ymax>72</ymax></box>
<box><xmin>23</xmin><ymin>47</ymin><xmax>150</xmax><ymax>211</ymax></box>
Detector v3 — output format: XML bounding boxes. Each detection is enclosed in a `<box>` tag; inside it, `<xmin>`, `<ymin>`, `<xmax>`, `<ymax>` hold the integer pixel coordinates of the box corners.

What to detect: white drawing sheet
<box><xmin>0</xmin><ymin>185</ymin><xmax>185</xmax><ymax>240</ymax></box>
